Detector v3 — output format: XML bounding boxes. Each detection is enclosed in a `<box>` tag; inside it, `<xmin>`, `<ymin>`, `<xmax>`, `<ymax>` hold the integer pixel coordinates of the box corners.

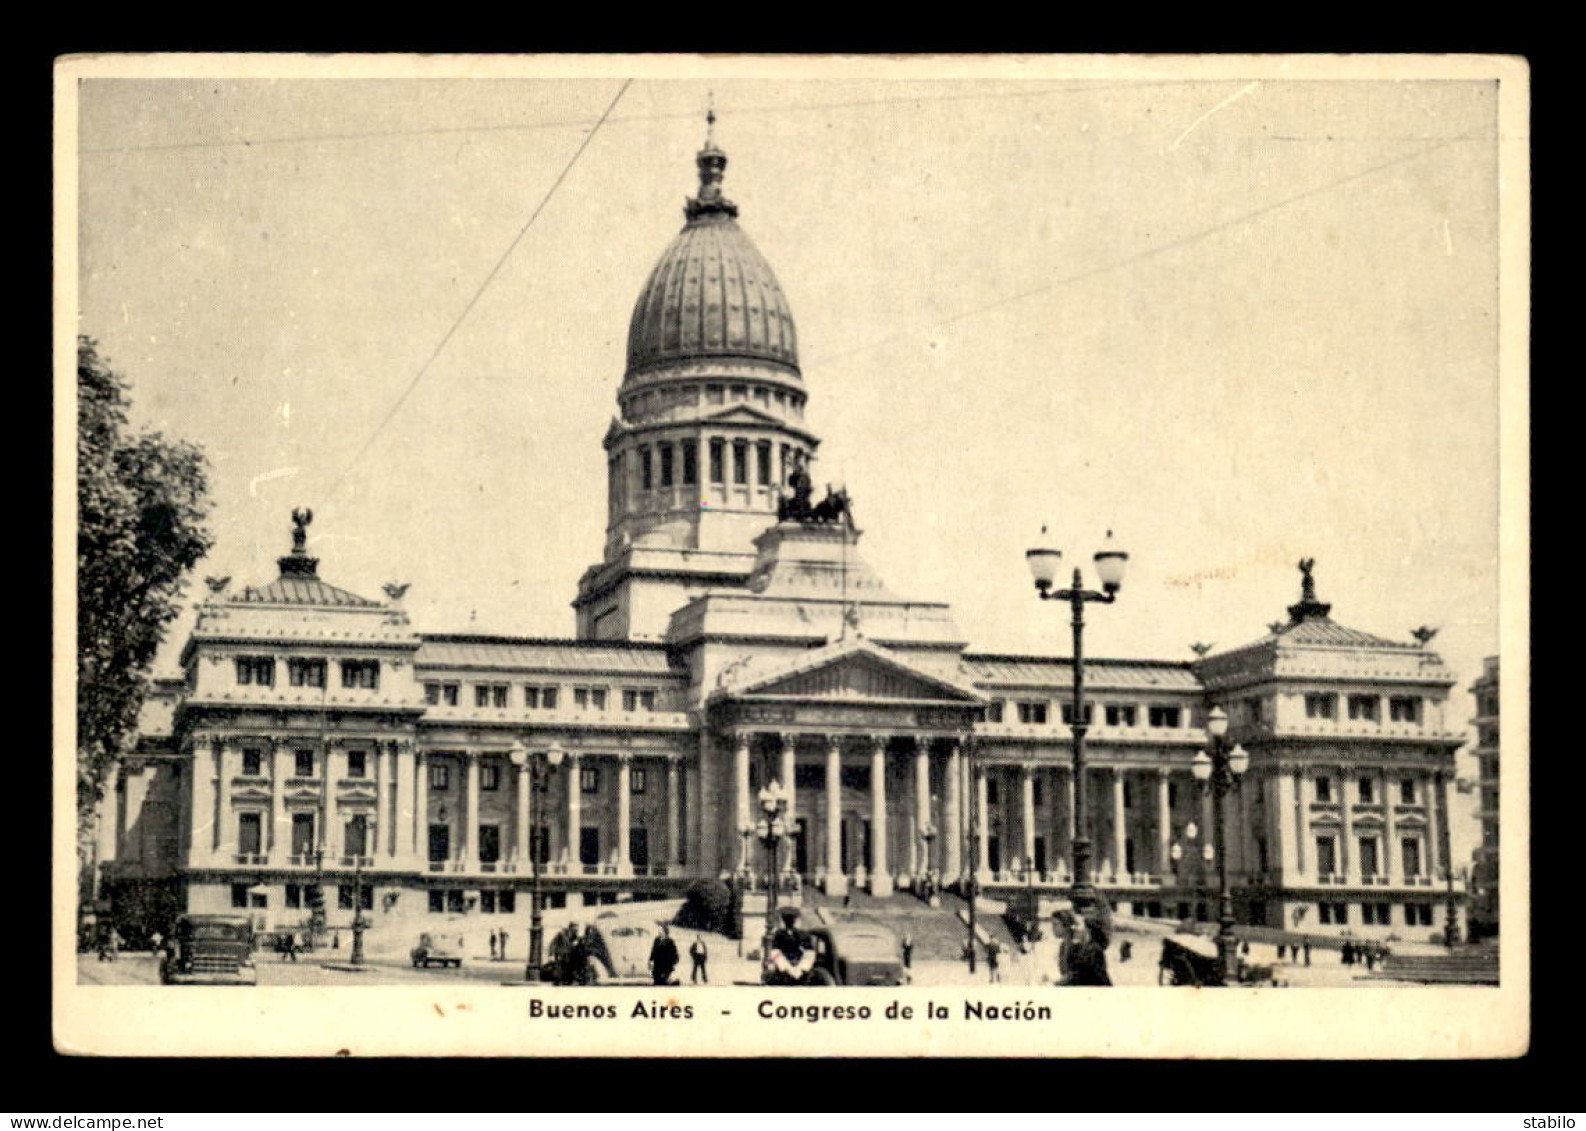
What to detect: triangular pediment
<box><xmin>724</xmin><ymin>638</ymin><xmax>983</xmax><ymax>704</ymax></box>
<box><xmin>700</xmin><ymin>405</ymin><xmax>784</xmax><ymax>428</ymax></box>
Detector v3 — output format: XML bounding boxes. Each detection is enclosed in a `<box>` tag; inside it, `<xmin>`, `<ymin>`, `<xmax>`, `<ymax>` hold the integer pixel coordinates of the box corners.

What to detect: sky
<box><xmin>69</xmin><ymin>60</ymin><xmax>1514</xmax><ymax>862</ymax></box>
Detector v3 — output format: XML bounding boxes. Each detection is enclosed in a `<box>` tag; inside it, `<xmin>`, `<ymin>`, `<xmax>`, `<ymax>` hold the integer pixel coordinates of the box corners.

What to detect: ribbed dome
<box><xmin>625</xmin><ymin>140</ymin><xmax>798</xmax><ymax>377</ymax></box>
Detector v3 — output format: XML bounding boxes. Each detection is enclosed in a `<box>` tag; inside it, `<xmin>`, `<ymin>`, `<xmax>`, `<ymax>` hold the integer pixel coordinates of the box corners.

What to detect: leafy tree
<box><xmin>77</xmin><ymin>337</ymin><xmax>211</xmax><ymax>900</ymax></box>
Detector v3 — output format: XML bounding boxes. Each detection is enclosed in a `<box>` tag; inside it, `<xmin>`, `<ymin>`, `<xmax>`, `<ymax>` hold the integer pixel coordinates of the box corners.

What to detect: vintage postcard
<box><xmin>54</xmin><ymin>52</ymin><xmax>1529</xmax><ymax>1058</ymax></box>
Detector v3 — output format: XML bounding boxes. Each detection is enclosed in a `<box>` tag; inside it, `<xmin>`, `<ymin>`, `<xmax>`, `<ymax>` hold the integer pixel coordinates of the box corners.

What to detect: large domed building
<box><xmin>94</xmin><ymin>120</ymin><xmax>1470</xmax><ymax>962</ymax></box>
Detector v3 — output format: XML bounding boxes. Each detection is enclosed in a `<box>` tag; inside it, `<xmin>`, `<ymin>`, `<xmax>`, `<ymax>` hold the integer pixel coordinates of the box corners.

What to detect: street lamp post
<box><xmin>964</xmin><ymin>742</ymin><xmax>979</xmax><ymax>974</ymax></box>
<box><xmin>1027</xmin><ymin>529</ymin><xmax>1129</xmax><ymax>912</ymax></box>
<box><xmin>511</xmin><ymin>741</ymin><xmax>565</xmax><ymax>983</ymax></box>
<box><xmin>757</xmin><ymin>781</ymin><xmax>789</xmax><ymax>957</ymax></box>
<box><xmin>1192</xmin><ymin>707</ymin><xmax>1250</xmax><ymax>985</ymax></box>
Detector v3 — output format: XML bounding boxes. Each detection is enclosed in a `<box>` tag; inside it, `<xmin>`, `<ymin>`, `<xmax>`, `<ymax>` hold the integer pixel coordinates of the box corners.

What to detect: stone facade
<box><xmin>92</xmin><ymin>124</ymin><xmax>1468</xmax><ymax>949</ymax></box>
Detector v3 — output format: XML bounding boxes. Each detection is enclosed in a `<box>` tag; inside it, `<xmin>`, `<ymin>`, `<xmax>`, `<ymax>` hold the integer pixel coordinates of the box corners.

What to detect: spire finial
<box><xmin>686</xmin><ymin>97</ymin><xmax>737</xmax><ymax>221</ymax></box>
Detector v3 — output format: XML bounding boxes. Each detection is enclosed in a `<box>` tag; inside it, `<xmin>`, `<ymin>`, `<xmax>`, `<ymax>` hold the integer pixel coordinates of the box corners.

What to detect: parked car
<box><xmin>160</xmin><ymin>914</ymin><xmax>258</xmax><ymax>986</ymax></box>
<box><xmin>763</xmin><ymin>923</ymin><xmax>905</xmax><ymax>987</ymax></box>
<box><xmin>410</xmin><ymin>933</ymin><xmax>464</xmax><ymax>969</ymax></box>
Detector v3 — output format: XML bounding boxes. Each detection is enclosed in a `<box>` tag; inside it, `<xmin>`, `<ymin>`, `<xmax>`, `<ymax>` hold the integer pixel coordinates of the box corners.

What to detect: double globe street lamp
<box><xmin>1026</xmin><ymin>529</ymin><xmax>1129</xmax><ymax>908</ymax></box>
<box><xmin>1192</xmin><ymin>705</ymin><xmax>1249</xmax><ymax>985</ymax></box>
<box><xmin>509</xmin><ymin>740</ymin><xmax>565</xmax><ymax>983</ymax></box>
<box><xmin>756</xmin><ymin>780</ymin><xmax>790</xmax><ymax>956</ymax></box>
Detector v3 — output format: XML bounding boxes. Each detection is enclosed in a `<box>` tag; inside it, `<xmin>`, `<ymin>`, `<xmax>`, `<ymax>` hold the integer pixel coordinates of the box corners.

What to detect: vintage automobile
<box><xmin>762</xmin><ymin>923</ymin><xmax>905</xmax><ymax>987</ymax></box>
<box><xmin>410</xmin><ymin>932</ymin><xmax>465</xmax><ymax>969</ymax></box>
<box><xmin>159</xmin><ymin>914</ymin><xmax>258</xmax><ymax>986</ymax></box>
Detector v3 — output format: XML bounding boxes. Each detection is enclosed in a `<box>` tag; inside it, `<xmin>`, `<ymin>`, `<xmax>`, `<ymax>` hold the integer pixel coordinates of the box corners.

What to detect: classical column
<box><xmin>616</xmin><ymin>753</ymin><xmax>633</xmax><ymax>876</ymax></box>
<box><xmin>515</xmin><ymin>759</ymin><xmax>532</xmax><ymax>869</ymax></box>
<box><xmin>780</xmin><ymin>733</ymin><xmax>798</xmax><ymax>872</ymax></box>
<box><xmin>322</xmin><ymin>744</ymin><xmax>341</xmax><ymax>858</ymax></box>
<box><xmin>390</xmin><ymin>740</ymin><xmax>409</xmax><ymax>859</ymax></box>
<box><xmin>1335</xmin><ymin>767</ymin><xmax>1354</xmax><ymax>882</ymax></box>
<box><xmin>869</xmin><ymin>736</ymin><xmax>891</xmax><ymax>895</ymax></box>
<box><xmin>825</xmin><ymin>736</ymin><xmax>845</xmax><ymax>895</ymax></box>
<box><xmin>1293</xmin><ymin>768</ymin><xmax>1311</xmax><ymax>880</ymax></box>
<box><xmin>733</xmin><ymin>733</ymin><xmax>751</xmax><ymax>873</ymax></box>
<box><xmin>214</xmin><ymin>740</ymin><xmax>232</xmax><ymax>855</ymax></box>
<box><xmin>1272</xmin><ymin>769</ymin><xmax>1296</xmax><ymax>887</ymax></box>
<box><xmin>412</xmin><ymin>751</ymin><xmax>429</xmax><ymax>865</ymax></box>
<box><xmin>1157</xmin><ymin>769</ymin><xmax>1172</xmax><ymax>879</ymax></box>
<box><xmin>667</xmin><ymin>756</ymin><xmax>683</xmax><ymax>871</ymax></box>
<box><xmin>1383</xmin><ymin>768</ymin><xmax>1400</xmax><ymax>885</ymax></box>
<box><xmin>461</xmin><ymin>751</ymin><xmax>479</xmax><ymax>871</ymax></box>
<box><xmin>943</xmin><ymin>739</ymin><xmax>962</xmax><ymax>882</ymax></box>
<box><xmin>1424</xmin><ymin>771</ymin><xmax>1442</xmax><ymax>878</ymax></box>
<box><xmin>565</xmin><ymin>753</ymin><xmax>582</xmax><ymax>871</ymax></box>
<box><xmin>1021</xmin><ymin>764</ymin><xmax>1036</xmax><ymax>875</ymax></box>
<box><xmin>975</xmin><ymin>762</ymin><xmax>990</xmax><ymax>879</ymax></box>
<box><xmin>373</xmin><ymin>745</ymin><xmax>388</xmax><ymax>862</ymax></box>
<box><xmin>270</xmin><ymin>739</ymin><xmax>289</xmax><ymax>862</ymax></box>
<box><xmin>1113</xmin><ymin>768</ymin><xmax>1128</xmax><ymax>882</ymax></box>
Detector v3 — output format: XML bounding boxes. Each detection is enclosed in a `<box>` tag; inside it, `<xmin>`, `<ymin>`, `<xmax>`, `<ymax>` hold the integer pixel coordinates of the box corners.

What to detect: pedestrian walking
<box><xmin>1056</xmin><ymin>905</ymin><xmax>1113</xmax><ymax>986</ymax></box>
<box><xmin>500</xmin><ymin>928</ymin><xmax>510</xmax><ymax>959</ymax></box>
<box><xmin>1365</xmin><ymin>946</ymin><xmax>1376</xmax><ymax>971</ymax></box>
<box><xmin>1342</xmin><ymin>941</ymin><xmax>1355</xmax><ymax>966</ymax></box>
<box><xmin>1241</xmin><ymin>940</ymin><xmax>1251</xmax><ymax>958</ymax></box>
<box><xmin>286</xmin><ymin>931</ymin><xmax>300</xmax><ymax>962</ymax></box>
<box><xmin>489</xmin><ymin>932</ymin><xmax>499</xmax><ymax>960</ymax></box>
<box><xmin>985</xmin><ymin>940</ymin><xmax>1001</xmax><ymax>983</ymax></box>
<box><xmin>1277</xmin><ymin>942</ymin><xmax>1286</xmax><ymax>961</ymax></box>
<box><xmin>1120</xmin><ymin>940</ymin><xmax>1133</xmax><ymax>963</ymax></box>
<box><xmin>689</xmin><ymin>934</ymin><xmax>709</xmax><ymax>983</ymax></box>
<box><xmin>648</xmin><ymin>925</ymin><xmax>680</xmax><ymax>986</ymax></box>
<box><xmin>901</xmin><ymin>933</ymin><xmax>914</xmax><ymax>969</ymax></box>
<box><xmin>1303</xmin><ymin>942</ymin><xmax>1312</xmax><ymax>966</ymax></box>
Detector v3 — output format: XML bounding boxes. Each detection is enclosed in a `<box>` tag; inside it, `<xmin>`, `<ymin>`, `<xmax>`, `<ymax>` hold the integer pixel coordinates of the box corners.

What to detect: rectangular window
<box><xmin>985</xmin><ymin>701</ymin><xmax>1004</xmax><ymax>724</ymax></box>
<box><xmin>1400</xmin><ymin>778</ymin><xmax>1417</xmax><ymax>804</ymax></box>
<box><xmin>429</xmin><ymin>890</ymin><xmax>445</xmax><ymax>913</ymax></box>
<box><xmin>524</xmin><ymin>686</ymin><xmax>539</xmax><ymax>709</ymax></box>
<box><xmin>285</xmin><ymin>884</ymin><xmax>302</xmax><ymax>909</ymax></box>
<box><xmin>732</xmin><ymin>441</ymin><xmax>748</xmax><ymax>485</ymax></box>
<box><xmin>232</xmin><ymin>883</ymin><xmax>249</xmax><ymax>909</ymax></box>
<box><xmin>1304</xmin><ymin>693</ymin><xmax>1337</xmax><ymax>720</ymax></box>
<box><xmin>1347</xmin><ymin>694</ymin><xmax>1380</xmax><ymax>721</ymax></box>
<box><xmin>623</xmin><ymin>689</ymin><xmax>638</xmax><ymax>712</ymax></box>
<box><xmin>1059</xmin><ymin>701</ymin><xmax>1094</xmax><ymax>726</ymax></box>
<box><xmin>1402</xmin><ymin>837</ymin><xmax>1422</xmax><ymax>877</ymax></box>
<box><xmin>235</xmin><ymin>657</ymin><xmax>275</xmax><ymax>687</ymax></box>
<box><xmin>1315</xmin><ymin>836</ymin><xmax>1336</xmax><ymax>876</ymax></box>
<box><xmin>730</xmin><ymin>384</ymin><xmax>747</xmax><ymax>401</ymax></box>
<box><xmin>706</xmin><ymin>384</ymin><xmax>724</xmax><ymax>404</ymax></box>
<box><xmin>345</xmin><ymin>814</ymin><xmax>368</xmax><ymax>858</ymax></box>
<box><xmin>542</xmin><ymin>687</ymin><xmax>558</xmax><ymax>710</ymax></box>
<box><xmin>1245</xmin><ymin>696</ymin><xmax>1264</xmax><ymax>724</ymax></box>
<box><xmin>292</xmin><ymin>813</ymin><xmax>315</xmax><ymax>855</ymax></box>
<box><xmin>632</xmin><ymin>768</ymin><xmax>648</xmax><ymax>794</ymax></box>
<box><xmin>479</xmin><ymin>890</ymin><xmax>496</xmax><ymax>914</ymax></box>
<box><xmin>345</xmin><ymin>749</ymin><xmax>366</xmax><ymax>779</ymax></box>
<box><xmin>1319</xmin><ymin>901</ymin><xmax>1333</xmax><ymax>925</ymax></box>
<box><xmin>1148</xmin><ymin>705</ymin><xmax>1182</xmax><ymax>728</ymax></box>
<box><xmin>681</xmin><ymin>440</ymin><xmax>697</xmax><ymax>486</ymax></box>
<box><xmin>1018</xmin><ymin>701</ymin><xmax>1049</xmax><ymax>725</ymax></box>
<box><xmin>574</xmin><ymin>688</ymin><xmax>586</xmax><ymax>709</ymax></box>
<box><xmin>709</xmin><ymin>438</ymin><xmax>725</xmax><ymax>483</ymax></box>
<box><xmin>492</xmin><ymin>685</ymin><xmax>508</xmax><ymax>708</ymax></box>
<box><xmin>481</xmin><ymin>764</ymin><xmax>501</xmax><ymax>792</ymax></box>
<box><xmin>500</xmin><ymin>890</ymin><xmax>516</xmax><ymax>914</ymax></box>
<box><xmin>1315</xmin><ymin>775</ymin><xmax>1332</xmax><ymax>803</ymax></box>
<box><xmin>446</xmin><ymin>890</ymin><xmax>465</xmax><ymax>913</ymax></box>
<box><xmin>1359</xmin><ymin>837</ymin><xmax>1379</xmax><ymax>878</ymax></box>
<box><xmin>340</xmin><ymin>661</ymin><xmax>379</xmax><ymax>690</ymax></box>
<box><xmin>581</xmin><ymin>767</ymin><xmax>600</xmax><ymax>794</ymax></box>
<box><xmin>475</xmin><ymin>684</ymin><xmax>491</xmax><ymax>708</ymax></box>
<box><xmin>1389</xmin><ymin>697</ymin><xmax>1422</xmax><ymax>723</ymax></box>
<box><xmin>242</xmin><ymin>747</ymin><xmax>264</xmax><ymax>777</ymax></box>
<box><xmin>238</xmin><ymin>813</ymin><xmax>262</xmax><ymax>855</ymax></box>
<box><xmin>288</xmin><ymin>658</ymin><xmax>326</xmax><ymax>688</ymax></box>
<box><xmin>757</xmin><ymin>441</ymin><xmax>772</xmax><ymax>485</ymax></box>
<box><xmin>1105</xmin><ymin>704</ymin><xmax>1137</xmax><ymax>727</ymax></box>
<box><xmin>753</xmin><ymin>386</ymin><xmax>770</xmax><ymax>406</ymax></box>
<box><xmin>430</xmin><ymin>763</ymin><xmax>450</xmax><ymax>791</ymax></box>
<box><xmin>425</xmin><ymin>682</ymin><xmax>442</xmax><ymax>705</ymax></box>
<box><xmin>660</xmin><ymin>443</ymin><xmax>674</xmax><ymax>488</ymax></box>
<box><xmin>295</xmin><ymin>750</ymin><xmax>315</xmax><ymax>778</ymax></box>
<box><xmin>1359</xmin><ymin>777</ymin><xmax>1375</xmax><ymax>804</ymax></box>
<box><xmin>640</xmin><ymin>446</ymin><xmax>653</xmax><ymax>490</ymax></box>
<box><xmin>478</xmin><ymin>824</ymin><xmax>500</xmax><ymax>864</ymax></box>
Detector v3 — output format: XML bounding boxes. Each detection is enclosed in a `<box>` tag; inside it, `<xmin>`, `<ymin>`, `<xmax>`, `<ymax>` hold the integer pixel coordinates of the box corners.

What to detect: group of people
<box><xmin>1342</xmin><ymin>940</ymin><xmax>1390</xmax><ymax>970</ymax></box>
<box><xmin>485</xmin><ymin>929</ymin><xmax>512</xmax><ymax>960</ymax></box>
<box><xmin>1274</xmin><ymin>940</ymin><xmax>1314</xmax><ymax>966</ymax></box>
<box><xmin>647</xmin><ymin>927</ymin><xmax>710</xmax><ymax>985</ymax></box>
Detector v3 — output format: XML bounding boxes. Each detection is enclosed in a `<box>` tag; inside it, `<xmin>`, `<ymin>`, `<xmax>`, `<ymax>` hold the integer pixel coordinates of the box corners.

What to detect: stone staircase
<box><xmin>802</xmin><ymin>887</ymin><xmax>1017</xmax><ymax>961</ymax></box>
<box><xmin>1370</xmin><ymin>950</ymin><xmax>1499</xmax><ymax>986</ymax></box>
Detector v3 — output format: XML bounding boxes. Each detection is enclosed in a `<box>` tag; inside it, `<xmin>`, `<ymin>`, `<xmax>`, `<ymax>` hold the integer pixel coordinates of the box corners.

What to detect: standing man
<box><xmin>901</xmin><ymin>932</ymin><xmax>914</xmax><ymax>971</ymax></box>
<box><xmin>984</xmin><ymin>939</ymin><xmax>1001</xmax><ymax>983</ymax></box>
<box><xmin>649</xmin><ymin>925</ymin><xmax>680</xmax><ymax>986</ymax></box>
<box><xmin>689</xmin><ymin>935</ymin><xmax>709</xmax><ymax>984</ymax></box>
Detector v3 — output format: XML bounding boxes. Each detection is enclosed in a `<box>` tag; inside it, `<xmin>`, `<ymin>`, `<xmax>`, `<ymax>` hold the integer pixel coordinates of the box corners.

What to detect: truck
<box><xmin>159</xmin><ymin>914</ymin><xmax>258</xmax><ymax>986</ymax></box>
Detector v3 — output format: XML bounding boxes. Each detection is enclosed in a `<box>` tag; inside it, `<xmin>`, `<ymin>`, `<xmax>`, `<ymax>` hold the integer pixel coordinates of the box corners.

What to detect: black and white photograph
<box><xmin>56</xmin><ymin>54</ymin><xmax>1527</xmax><ymax>1058</ymax></box>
